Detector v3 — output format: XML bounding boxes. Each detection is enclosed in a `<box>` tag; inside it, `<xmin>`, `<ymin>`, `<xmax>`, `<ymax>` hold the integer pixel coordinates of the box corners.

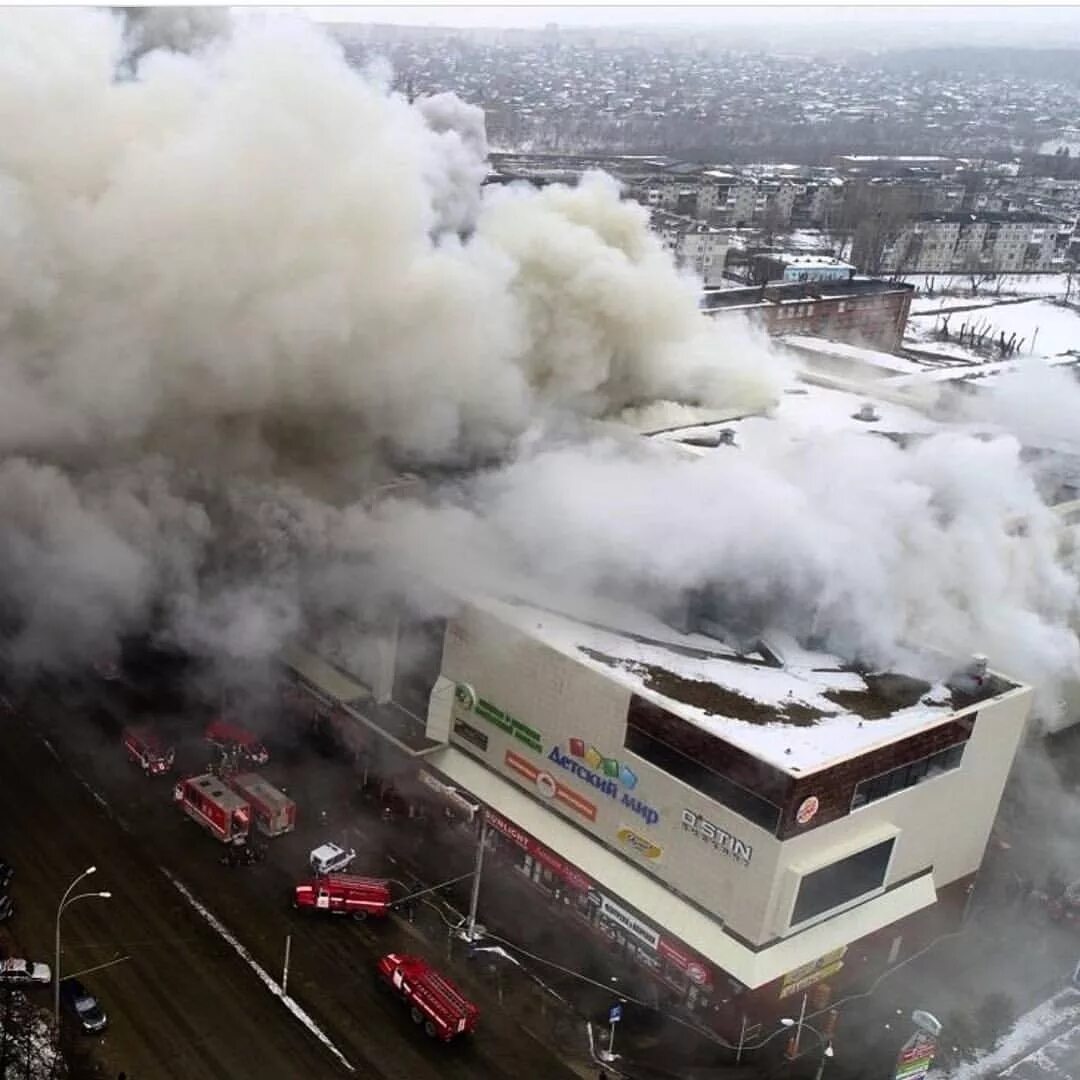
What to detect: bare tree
<box><xmin>0</xmin><ymin>992</ymin><xmax>66</xmax><ymax>1080</ymax></box>
<box><xmin>962</xmin><ymin>246</ymin><xmax>998</xmax><ymax>297</ymax></box>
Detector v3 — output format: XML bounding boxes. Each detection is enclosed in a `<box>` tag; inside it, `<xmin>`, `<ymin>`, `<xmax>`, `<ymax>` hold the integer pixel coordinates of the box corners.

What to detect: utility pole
<box><xmin>464</xmin><ymin>809</ymin><xmax>489</xmax><ymax>943</ymax></box>
<box><xmin>787</xmin><ymin>992</ymin><xmax>808</xmax><ymax>1058</ymax></box>
<box><xmin>735</xmin><ymin>1014</ymin><xmax>748</xmax><ymax>1064</ymax></box>
<box><xmin>282</xmin><ymin>934</ymin><xmax>292</xmax><ymax>996</ymax></box>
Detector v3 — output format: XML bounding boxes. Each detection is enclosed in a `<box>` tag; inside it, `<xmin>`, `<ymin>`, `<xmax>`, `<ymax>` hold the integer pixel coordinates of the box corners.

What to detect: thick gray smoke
<box><xmin>0</xmin><ymin>8</ymin><xmax>1078</xmax><ymax>726</ymax></box>
<box><xmin>0</xmin><ymin>8</ymin><xmax>781</xmax><ymax>671</ymax></box>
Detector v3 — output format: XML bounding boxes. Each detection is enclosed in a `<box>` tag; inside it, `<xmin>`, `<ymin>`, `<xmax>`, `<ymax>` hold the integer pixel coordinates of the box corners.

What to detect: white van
<box><xmin>309</xmin><ymin>842</ymin><xmax>356</xmax><ymax>876</ymax></box>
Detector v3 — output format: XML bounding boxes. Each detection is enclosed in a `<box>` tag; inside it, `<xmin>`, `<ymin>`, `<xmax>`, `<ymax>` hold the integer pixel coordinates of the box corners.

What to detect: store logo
<box><xmin>567</xmin><ymin>738</ymin><xmax>638</xmax><ymax>789</ymax></box>
<box><xmin>454</xmin><ymin>683</ymin><xmax>478</xmax><ymax>710</ymax></box>
<box><xmin>505</xmin><ymin>750</ymin><xmax>597</xmax><ymax>822</ymax></box>
<box><xmin>548</xmin><ymin>741</ymin><xmax>659</xmax><ymax>827</ymax></box>
<box><xmin>455</xmin><ymin>684</ymin><xmax>542</xmax><ymax>754</ymax></box>
<box><xmin>796</xmin><ymin>796</ymin><xmax>820</xmax><ymax>826</ymax></box>
<box><xmin>681</xmin><ymin>809</ymin><xmax>753</xmax><ymax>866</ymax></box>
<box><xmin>617</xmin><ymin>826</ymin><xmax>663</xmax><ymax>860</ymax></box>
<box><xmin>599</xmin><ymin>895</ymin><xmax>660</xmax><ymax>951</ymax></box>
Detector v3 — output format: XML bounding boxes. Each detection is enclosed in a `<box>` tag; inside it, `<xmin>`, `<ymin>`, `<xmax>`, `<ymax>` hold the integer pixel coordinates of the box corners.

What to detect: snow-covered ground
<box><xmin>906</xmin><ymin>298</ymin><xmax>1080</xmax><ymax>362</ymax></box>
<box><xmin>937</xmin><ymin>989</ymin><xmax>1080</xmax><ymax>1080</ymax></box>
<box><xmin>899</xmin><ymin>273</ymin><xmax>1077</xmax><ymax>301</ymax></box>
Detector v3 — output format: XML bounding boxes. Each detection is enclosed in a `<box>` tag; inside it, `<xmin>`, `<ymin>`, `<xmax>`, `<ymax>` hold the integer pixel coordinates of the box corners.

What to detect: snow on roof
<box><xmin>646</xmin><ymin>381</ymin><xmax>947</xmax><ymax>451</ymax></box>
<box><xmin>780</xmin><ymin>335</ymin><xmax>932</xmax><ymax>377</ymax></box>
<box><xmin>884</xmin><ymin>353</ymin><xmax>1080</xmax><ymax>390</ymax></box>
<box><xmin>473</xmin><ymin>594</ymin><xmax>1004</xmax><ymax>777</ymax></box>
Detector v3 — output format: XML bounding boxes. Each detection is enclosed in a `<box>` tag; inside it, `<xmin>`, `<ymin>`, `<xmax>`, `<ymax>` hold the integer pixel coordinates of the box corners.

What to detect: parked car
<box><xmin>309</xmin><ymin>842</ymin><xmax>355</xmax><ymax>876</ymax></box>
<box><xmin>0</xmin><ymin>959</ymin><xmax>51</xmax><ymax>986</ymax></box>
<box><xmin>0</xmin><ymin>859</ymin><xmax>12</xmax><ymax>891</ymax></box>
<box><xmin>0</xmin><ymin>894</ymin><xmax>13</xmax><ymax>922</ymax></box>
<box><xmin>61</xmin><ymin>979</ymin><xmax>108</xmax><ymax>1033</ymax></box>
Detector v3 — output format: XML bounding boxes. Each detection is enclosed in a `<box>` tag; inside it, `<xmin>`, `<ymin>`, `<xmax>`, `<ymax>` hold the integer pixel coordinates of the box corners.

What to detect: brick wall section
<box><xmin>705</xmin><ymin>281</ymin><xmax>914</xmax><ymax>352</ymax></box>
<box><xmin>760</xmin><ymin>290</ymin><xmax>912</xmax><ymax>351</ymax></box>
<box><xmin>778</xmin><ymin>711</ymin><xmax>978</xmax><ymax>839</ymax></box>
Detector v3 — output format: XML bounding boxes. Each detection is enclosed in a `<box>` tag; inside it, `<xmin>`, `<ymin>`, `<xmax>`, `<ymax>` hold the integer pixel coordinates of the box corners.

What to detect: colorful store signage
<box><xmin>505</xmin><ymin>750</ymin><xmax>598</xmax><ymax>822</ymax></box>
<box><xmin>657</xmin><ymin>938</ymin><xmax>712</xmax><ymax>988</ymax></box>
<box><xmin>894</xmin><ymin>1032</ymin><xmax>937</xmax><ymax>1080</ymax></box>
<box><xmin>455</xmin><ymin>683</ymin><xmax>542</xmax><ymax>754</ymax></box>
<box><xmin>779</xmin><ymin>946</ymin><xmax>847</xmax><ymax>1000</ymax></box>
<box><xmin>485</xmin><ymin>807</ymin><xmax>592</xmax><ymax>892</ymax></box>
<box><xmin>617</xmin><ymin>826</ymin><xmax>663</xmax><ymax>861</ymax></box>
<box><xmin>599</xmin><ymin>895</ymin><xmax>660</xmax><ymax>950</ymax></box>
<box><xmin>547</xmin><ymin>741</ymin><xmax>660</xmax><ymax>826</ymax></box>
<box><xmin>680</xmin><ymin>809</ymin><xmax>753</xmax><ymax>866</ymax></box>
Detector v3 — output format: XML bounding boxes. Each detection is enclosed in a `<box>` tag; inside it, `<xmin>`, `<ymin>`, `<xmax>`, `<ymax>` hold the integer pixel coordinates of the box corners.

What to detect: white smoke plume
<box><xmin>0</xmin><ymin>7</ymin><xmax>1078</xmax><ymax>726</ymax></box>
<box><xmin>0</xmin><ymin>7</ymin><xmax>782</xmax><ymax>671</ymax></box>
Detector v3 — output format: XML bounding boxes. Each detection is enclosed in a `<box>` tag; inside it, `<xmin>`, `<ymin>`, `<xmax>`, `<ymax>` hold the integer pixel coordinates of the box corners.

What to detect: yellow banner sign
<box><xmin>617</xmin><ymin>826</ymin><xmax>663</xmax><ymax>860</ymax></box>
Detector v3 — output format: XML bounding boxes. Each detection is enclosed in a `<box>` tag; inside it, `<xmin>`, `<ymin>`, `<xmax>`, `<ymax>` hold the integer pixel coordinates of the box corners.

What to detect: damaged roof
<box><xmin>473</xmin><ymin>594</ymin><xmax>1019</xmax><ymax>776</ymax></box>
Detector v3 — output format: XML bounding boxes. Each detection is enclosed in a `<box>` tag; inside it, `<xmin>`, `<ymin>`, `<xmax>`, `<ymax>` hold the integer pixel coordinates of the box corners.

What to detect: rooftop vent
<box><xmin>946</xmin><ymin>653</ymin><xmax>991</xmax><ymax>700</ymax></box>
<box><xmin>853</xmin><ymin>402</ymin><xmax>881</xmax><ymax>422</ymax></box>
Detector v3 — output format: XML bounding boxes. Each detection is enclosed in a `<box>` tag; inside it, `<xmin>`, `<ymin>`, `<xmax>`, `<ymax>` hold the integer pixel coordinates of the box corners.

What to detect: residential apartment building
<box><xmin>883</xmin><ymin>212</ymin><xmax>1060</xmax><ymax>274</ymax></box>
<box><xmin>279</xmin><ymin>585</ymin><xmax>1030</xmax><ymax>1041</ymax></box>
<box><xmin>650</xmin><ymin>210</ymin><xmax>731</xmax><ymax>286</ymax></box>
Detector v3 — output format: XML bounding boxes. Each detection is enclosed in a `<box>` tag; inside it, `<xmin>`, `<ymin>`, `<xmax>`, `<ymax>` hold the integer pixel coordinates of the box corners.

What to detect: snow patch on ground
<box><xmin>938</xmin><ymin>989</ymin><xmax>1080</xmax><ymax>1080</ymax></box>
<box><xmin>899</xmin><ymin>274</ymin><xmax>1076</xmax><ymax>300</ymax></box>
<box><xmin>161</xmin><ymin>869</ymin><xmax>356</xmax><ymax>1074</ymax></box>
<box><xmin>905</xmin><ymin>299</ymin><xmax>1080</xmax><ymax>363</ymax></box>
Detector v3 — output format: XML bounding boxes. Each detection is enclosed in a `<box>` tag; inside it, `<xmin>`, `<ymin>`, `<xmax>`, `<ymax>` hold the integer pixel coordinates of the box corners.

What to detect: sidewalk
<box><xmin>350</xmin><ymin>794</ymin><xmax>744</xmax><ymax>1079</ymax></box>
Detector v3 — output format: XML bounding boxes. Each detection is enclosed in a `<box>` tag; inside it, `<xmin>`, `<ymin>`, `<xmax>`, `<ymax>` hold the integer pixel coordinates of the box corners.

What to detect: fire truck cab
<box><xmin>205</xmin><ymin>718</ymin><xmax>269</xmax><ymax>767</ymax></box>
<box><xmin>174</xmin><ymin>774</ymin><xmax>251</xmax><ymax>843</ymax></box>
<box><xmin>226</xmin><ymin>773</ymin><xmax>296</xmax><ymax>837</ymax></box>
<box><xmin>294</xmin><ymin>875</ymin><xmax>392</xmax><ymax>919</ymax></box>
<box><xmin>377</xmin><ymin>953</ymin><xmax>479</xmax><ymax>1041</ymax></box>
<box><xmin>123</xmin><ymin>725</ymin><xmax>175</xmax><ymax>775</ymax></box>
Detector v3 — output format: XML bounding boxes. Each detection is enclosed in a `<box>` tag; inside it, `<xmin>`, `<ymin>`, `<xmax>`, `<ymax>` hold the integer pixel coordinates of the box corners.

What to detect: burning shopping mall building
<box><xmin>279</xmin><ymin>584</ymin><xmax>1031</xmax><ymax>1041</ymax></box>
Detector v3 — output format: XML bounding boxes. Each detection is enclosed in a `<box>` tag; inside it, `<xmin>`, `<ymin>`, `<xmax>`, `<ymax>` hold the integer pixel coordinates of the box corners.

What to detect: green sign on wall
<box><xmin>455</xmin><ymin>683</ymin><xmax>542</xmax><ymax>754</ymax></box>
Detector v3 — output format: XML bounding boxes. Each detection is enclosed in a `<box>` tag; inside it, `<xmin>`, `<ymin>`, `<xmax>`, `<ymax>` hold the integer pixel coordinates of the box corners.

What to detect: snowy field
<box><xmin>899</xmin><ymin>273</ymin><xmax>1076</xmax><ymax>301</ymax></box>
<box><xmin>905</xmin><ymin>298</ymin><xmax>1080</xmax><ymax>362</ymax></box>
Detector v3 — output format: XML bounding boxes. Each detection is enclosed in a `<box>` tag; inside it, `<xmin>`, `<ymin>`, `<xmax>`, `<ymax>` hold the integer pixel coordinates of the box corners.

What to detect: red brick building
<box><xmin>702</xmin><ymin>277</ymin><xmax>915</xmax><ymax>353</ymax></box>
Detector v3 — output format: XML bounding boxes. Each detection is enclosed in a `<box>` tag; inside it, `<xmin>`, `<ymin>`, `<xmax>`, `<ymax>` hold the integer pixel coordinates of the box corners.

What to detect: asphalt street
<box><xmin>1</xmin><ymin>674</ymin><xmax>586</xmax><ymax>1080</ymax></box>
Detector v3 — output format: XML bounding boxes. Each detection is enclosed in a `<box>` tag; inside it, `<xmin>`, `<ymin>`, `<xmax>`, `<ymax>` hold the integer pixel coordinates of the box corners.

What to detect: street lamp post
<box><xmin>813</xmin><ymin>1042</ymin><xmax>835</xmax><ymax>1080</ymax></box>
<box><xmin>54</xmin><ymin>867</ymin><xmax>111</xmax><ymax>1027</ymax></box>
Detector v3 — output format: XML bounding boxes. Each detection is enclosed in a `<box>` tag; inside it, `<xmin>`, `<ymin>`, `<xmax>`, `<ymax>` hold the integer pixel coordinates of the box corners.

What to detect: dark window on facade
<box><xmin>453</xmin><ymin>718</ymin><xmax>489</xmax><ymax>753</ymax></box>
<box><xmin>392</xmin><ymin>617</ymin><xmax>447</xmax><ymax>719</ymax></box>
<box><xmin>851</xmin><ymin>743</ymin><xmax>965</xmax><ymax>811</ymax></box>
<box><xmin>792</xmin><ymin>838</ymin><xmax>895</xmax><ymax>926</ymax></box>
<box><xmin>625</xmin><ymin>727</ymin><xmax>781</xmax><ymax>833</ymax></box>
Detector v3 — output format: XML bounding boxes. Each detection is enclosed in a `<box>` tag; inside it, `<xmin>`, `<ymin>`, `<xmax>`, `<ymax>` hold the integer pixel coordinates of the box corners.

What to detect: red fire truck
<box><xmin>294</xmin><ymin>875</ymin><xmax>392</xmax><ymax>919</ymax></box>
<box><xmin>226</xmin><ymin>773</ymin><xmax>296</xmax><ymax>837</ymax></box>
<box><xmin>376</xmin><ymin>953</ymin><xmax>479</xmax><ymax>1041</ymax></box>
<box><xmin>122</xmin><ymin>725</ymin><xmax>175</xmax><ymax>776</ymax></box>
<box><xmin>174</xmin><ymin>774</ymin><xmax>251</xmax><ymax>843</ymax></box>
<box><xmin>204</xmin><ymin>718</ymin><xmax>269</xmax><ymax>767</ymax></box>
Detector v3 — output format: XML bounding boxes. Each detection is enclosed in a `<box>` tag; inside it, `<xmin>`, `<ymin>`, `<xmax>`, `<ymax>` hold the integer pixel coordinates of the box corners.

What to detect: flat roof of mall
<box><xmin>473</xmin><ymin>594</ymin><xmax>1018</xmax><ymax>777</ymax></box>
<box><xmin>638</xmin><ymin>378</ymin><xmax>970</xmax><ymax>452</ymax></box>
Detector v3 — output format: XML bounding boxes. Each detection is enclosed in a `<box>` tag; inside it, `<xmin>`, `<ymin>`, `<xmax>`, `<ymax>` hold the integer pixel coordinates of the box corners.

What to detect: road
<box><xmin>0</xmin><ymin>706</ymin><xmax>352</xmax><ymax>1079</ymax></box>
<box><xmin>2</xmin><ymin>673</ymin><xmax>585</xmax><ymax>1080</ymax></box>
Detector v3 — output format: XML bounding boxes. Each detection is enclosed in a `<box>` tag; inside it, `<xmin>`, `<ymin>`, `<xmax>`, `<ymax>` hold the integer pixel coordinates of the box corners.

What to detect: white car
<box><xmin>309</xmin><ymin>842</ymin><xmax>355</xmax><ymax>876</ymax></box>
<box><xmin>0</xmin><ymin>959</ymin><xmax>51</xmax><ymax>986</ymax></box>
